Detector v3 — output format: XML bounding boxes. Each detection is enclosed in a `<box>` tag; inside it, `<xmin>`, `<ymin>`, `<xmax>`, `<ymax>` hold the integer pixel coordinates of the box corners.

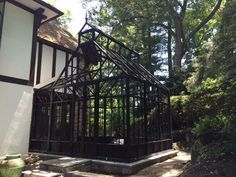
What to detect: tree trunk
<box><xmin>172</xmin><ymin>41</ymin><xmax>185</xmax><ymax>67</ymax></box>
<box><xmin>172</xmin><ymin>15</ymin><xmax>186</xmax><ymax>68</ymax></box>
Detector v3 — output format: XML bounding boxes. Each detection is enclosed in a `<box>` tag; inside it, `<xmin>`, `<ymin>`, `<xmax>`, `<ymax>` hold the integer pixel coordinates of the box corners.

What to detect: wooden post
<box><xmin>36</xmin><ymin>42</ymin><xmax>42</xmax><ymax>84</ymax></box>
<box><xmin>29</xmin><ymin>8</ymin><xmax>45</xmax><ymax>85</ymax></box>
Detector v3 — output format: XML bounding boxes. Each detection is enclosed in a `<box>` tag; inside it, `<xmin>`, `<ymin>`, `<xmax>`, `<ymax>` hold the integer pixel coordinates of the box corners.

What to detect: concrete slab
<box><xmin>90</xmin><ymin>149</ymin><xmax>178</xmax><ymax>175</ymax></box>
<box><xmin>36</xmin><ymin>149</ymin><xmax>178</xmax><ymax>175</ymax></box>
<box><xmin>22</xmin><ymin>170</ymin><xmax>62</xmax><ymax>177</ymax></box>
<box><xmin>40</xmin><ymin>157</ymin><xmax>91</xmax><ymax>173</ymax></box>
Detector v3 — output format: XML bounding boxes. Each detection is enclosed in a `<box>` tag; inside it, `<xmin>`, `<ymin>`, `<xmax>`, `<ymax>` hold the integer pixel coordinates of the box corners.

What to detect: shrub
<box><xmin>192</xmin><ymin>114</ymin><xmax>234</xmax><ymax>137</ymax></box>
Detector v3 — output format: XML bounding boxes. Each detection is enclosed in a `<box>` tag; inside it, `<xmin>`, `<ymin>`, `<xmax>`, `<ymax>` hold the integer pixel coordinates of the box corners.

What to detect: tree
<box><xmin>185</xmin><ymin>0</ymin><xmax>236</xmax><ymax>119</ymax></box>
<box><xmin>58</xmin><ymin>10</ymin><xmax>72</xmax><ymax>30</ymax></box>
<box><xmin>85</xmin><ymin>0</ymin><xmax>223</xmax><ymax>71</ymax></box>
<box><xmin>44</xmin><ymin>0</ymin><xmax>72</xmax><ymax>30</ymax></box>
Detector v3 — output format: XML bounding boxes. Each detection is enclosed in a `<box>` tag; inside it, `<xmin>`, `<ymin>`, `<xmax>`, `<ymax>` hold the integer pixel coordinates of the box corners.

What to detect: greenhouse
<box><xmin>29</xmin><ymin>22</ymin><xmax>172</xmax><ymax>162</ymax></box>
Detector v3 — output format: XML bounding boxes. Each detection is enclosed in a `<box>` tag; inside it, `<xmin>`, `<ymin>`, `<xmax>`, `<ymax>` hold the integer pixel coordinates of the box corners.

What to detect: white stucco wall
<box><xmin>40</xmin><ymin>44</ymin><xmax>53</xmax><ymax>84</ymax></box>
<box><xmin>35</xmin><ymin>43</ymin><xmax>68</xmax><ymax>85</ymax></box>
<box><xmin>0</xmin><ymin>2</ymin><xmax>34</xmax><ymax>80</ymax></box>
<box><xmin>0</xmin><ymin>82</ymin><xmax>33</xmax><ymax>156</ymax></box>
<box><xmin>56</xmin><ymin>49</ymin><xmax>66</xmax><ymax>77</ymax></box>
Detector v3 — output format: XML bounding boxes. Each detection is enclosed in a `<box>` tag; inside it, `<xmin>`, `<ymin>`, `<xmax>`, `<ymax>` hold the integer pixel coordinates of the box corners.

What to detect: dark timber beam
<box><xmin>52</xmin><ymin>47</ymin><xmax>57</xmax><ymax>77</ymax></box>
<box><xmin>36</xmin><ymin>42</ymin><xmax>43</xmax><ymax>84</ymax></box>
<box><xmin>29</xmin><ymin>8</ymin><xmax>45</xmax><ymax>86</ymax></box>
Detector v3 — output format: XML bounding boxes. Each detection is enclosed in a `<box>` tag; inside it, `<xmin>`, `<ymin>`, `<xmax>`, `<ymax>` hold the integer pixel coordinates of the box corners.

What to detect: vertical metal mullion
<box><xmin>70</xmin><ymin>87</ymin><xmax>76</xmax><ymax>154</ymax></box>
<box><xmin>133</xmin><ymin>95</ymin><xmax>135</xmax><ymax>144</ymax></box>
<box><xmin>103</xmin><ymin>97</ymin><xmax>106</xmax><ymax>136</ymax></box>
<box><xmin>168</xmin><ymin>90</ymin><xmax>172</xmax><ymax>140</ymax></box>
<box><xmin>126</xmin><ymin>78</ymin><xmax>130</xmax><ymax>145</ymax></box>
<box><xmin>122</xmin><ymin>94</ymin><xmax>125</xmax><ymax>138</ymax></box>
<box><xmin>81</xmin><ymin>84</ymin><xmax>87</xmax><ymax>152</ymax></box>
<box><xmin>47</xmin><ymin>90</ymin><xmax>54</xmax><ymax>152</ymax></box>
<box><xmin>77</xmin><ymin>98</ymin><xmax>80</xmax><ymax>142</ymax></box>
<box><xmin>94</xmin><ymin>82</ymin><xmax>100</xmax><ymax>155</ymax></box>
<box><xmin>157</xmin><ymin>87</ymin><xmax>161</xmax><ymax>140</ymax></box>
<box><xmin>143</xmin><ymin>83</ymin><xmax>147</xmax><ymax>154</ymax></box>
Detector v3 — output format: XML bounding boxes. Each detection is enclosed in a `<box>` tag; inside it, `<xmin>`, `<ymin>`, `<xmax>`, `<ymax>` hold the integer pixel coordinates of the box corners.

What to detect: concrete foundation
<box><xmin>35</xmin><ymin>149</ymin><xmax>177</xmax><ymax>176</ymax></box>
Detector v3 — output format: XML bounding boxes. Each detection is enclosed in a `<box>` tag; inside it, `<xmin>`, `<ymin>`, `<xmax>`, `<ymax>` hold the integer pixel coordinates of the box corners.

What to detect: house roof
<box><xmin>38</xmin><ymin>20</ymin><xmax>78</xmax><ymax>50</ymax></box>
<box><xmin>14</xmin><ymin>0</ymin><xmax>63</xmax><ymax>24</ymax></box>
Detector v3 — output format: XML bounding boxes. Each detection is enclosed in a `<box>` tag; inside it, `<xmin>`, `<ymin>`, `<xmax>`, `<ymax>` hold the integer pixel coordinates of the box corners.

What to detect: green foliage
<box><xmin>58</xmin><ymin>10</ymin><xmax>72</xmax><ymax>30</ymax></box>
<box><xmin>44</xmin><ymin>0</ymin><xmax>72</xmax><ymax>30</ymax></box>
<box><xmin>192</xmin><ymin>114</ymin><xmax>233</xmax><ymax>136</ymax></box>
<box><xmin>171</xmin><ymin>0</ymin><xmax>234</xmax><ymax>132</ymax></box>
<box><xmin>84</xmin><ymin>0</ymin><xmax>223</xmax><ymax>74</ymax></box>
<box><xmin>171</xmin><ymin>95</ymin><xmax>191</xmax><ymax>129</ymax></box>
<box><xmin>200</xmin><ymin>139</ymin><xmax>236</xmax><ymax>159</ymax></box>
<box><xmin>166</xmin><ymin>67</ymin><xmax>189</xmax><ymax>95</ymax></box>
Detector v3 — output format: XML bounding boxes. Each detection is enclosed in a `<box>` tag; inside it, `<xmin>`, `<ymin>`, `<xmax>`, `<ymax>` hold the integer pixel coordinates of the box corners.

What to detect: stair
<box><xmin>22</xmin><ymin>169</ymin><xmax>62</xmax><ymax>177</ymax></box>
<box><xmin>39</xmin><ymin>157</ymin><xmax>91</xmax><ymax>173</ymax></box>
<box><xmin>23</xmin><ymin>149</ymin><xmax>178</xmax><ymax>176</ymax></box>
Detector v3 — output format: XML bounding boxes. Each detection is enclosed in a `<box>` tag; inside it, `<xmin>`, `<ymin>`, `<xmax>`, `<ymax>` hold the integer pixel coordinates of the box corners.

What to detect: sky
<box><xmin>44</xmin><ymin>0</ymin><xmax>98</xmax><ymax>35</ymax></box>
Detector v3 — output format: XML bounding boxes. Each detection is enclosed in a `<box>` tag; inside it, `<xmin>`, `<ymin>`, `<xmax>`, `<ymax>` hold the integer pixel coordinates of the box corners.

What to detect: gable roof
<box><xmin>13</xmin><ymin>0</ymin><xmax>63</xmax><ymax>24</ymax></box>
<box><xmin>39</xmin><ymin>22</ymin><xmax>168</xmax><ymax>92</ymax></box>
<box><xmin>38</xmin><ymin>19</ymin><xmax>77</xmax><ymax>50</ymax></box>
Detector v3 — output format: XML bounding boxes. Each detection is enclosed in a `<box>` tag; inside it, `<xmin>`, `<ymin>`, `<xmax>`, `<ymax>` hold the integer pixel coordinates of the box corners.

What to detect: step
<box><xmin>66</xmin><ymin>171</ymin><xmax>113</xmax><ymax>177</ymax></box>
<box><xmin>36</xmin><ymin>149</ymin><xmax>177</xmax><ymax>176</ymax></box>
<box><xmin>22</xmin><ymin>170</ymin><xmax>62</xmax><ymax>177</ymax></box>
<box><xmin>40</xmin><ymin>157</ymin><xmax>91</xmax><ymax>173</ymax></box>
<box><xmin>66</xmin><ymin>149</ymin><xmax>178</xmax><ymax>176</ymax></box>
<box><xmin>90</xmin><ymin>149</ymin><xmax>178</xmax><ymax>175</ymax></box>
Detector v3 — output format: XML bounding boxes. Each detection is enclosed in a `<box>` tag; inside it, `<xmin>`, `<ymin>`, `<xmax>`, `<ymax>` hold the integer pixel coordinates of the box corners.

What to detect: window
<box><xmin>0</xmin><ymin>0</ymin><xmax>5</xmax><ymax>46</ymax></box>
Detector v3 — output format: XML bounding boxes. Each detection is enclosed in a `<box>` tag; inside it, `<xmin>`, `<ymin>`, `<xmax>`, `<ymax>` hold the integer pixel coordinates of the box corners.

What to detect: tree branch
<box><xmin>187</xmin><ymin>0</ymin><xmax>223</xmax><ymax>41</ymax></box>
<box><xmin>152</xmin><ymin>22</ymin><xmax>176</xmax><ymax>37</ymax></box>
<box><xmin>177</xmin><ymin>1</ymin><xmax>183</xmax><ymax>8</ymax></box>
<box><xmin>111</xmin><ymin>15</ymin><xmax>145</xmax><ymax>31</ymax></box>
<box><xmin>112</xmin><ymin>15</ymin><xmax>177</xmax><ymax>37</ymax></box>
<box><xmin>180</xmin><ymin>0</ymin><xmax>188</xmax><ymax>18</ymax></box>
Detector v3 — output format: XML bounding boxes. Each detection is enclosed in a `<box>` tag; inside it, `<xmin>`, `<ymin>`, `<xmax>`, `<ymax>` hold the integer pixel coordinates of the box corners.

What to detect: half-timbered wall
<box><xmin>34</xmin><ymin>39</ymin><xmax>73</xmax><ymax>86</ymax></box>
<box><xmin>0</xmin><ymin>1</ymin><xmax>34</xmax><ymax>156</ymax></box>
<box><xmin>0</xmin><ymin>2</ymin><xmax>33</xmax><ymax>79</ymax></box>
<box><xmin>0</xmin><ymin>1</ymin><xmax>68</xmax><ymax>157</ymax></box>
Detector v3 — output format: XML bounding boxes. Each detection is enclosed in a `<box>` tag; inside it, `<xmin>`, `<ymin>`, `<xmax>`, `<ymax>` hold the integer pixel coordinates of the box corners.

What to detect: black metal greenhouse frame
<box><xmin>29</xmin><ymin>22</ymin><xmax>172</xmax><ymax>162</ymax></box>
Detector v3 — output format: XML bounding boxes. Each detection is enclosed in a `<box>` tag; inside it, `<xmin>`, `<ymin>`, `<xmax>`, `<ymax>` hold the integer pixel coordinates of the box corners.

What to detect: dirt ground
<box><xmin>23</xmin><ymin>152</ymin><xmax>191</xmax><ymax>177</ymax></box>
<box><xmin>24</xmin><ymin>151</ymin><xmax>236</xmax><ymax>177</ymax></box>
<box><xmin>130</xmin><ymin>151</ymin><xmax>190</xmax><ymax>177</ymax></box>
<box><xmin>179</xmin><ymin>155</ymin><xmax>236</xmax><ymax>177</ymax></box>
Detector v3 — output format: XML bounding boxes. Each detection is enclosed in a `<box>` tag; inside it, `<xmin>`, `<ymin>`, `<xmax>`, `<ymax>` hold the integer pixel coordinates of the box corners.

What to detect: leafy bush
<box><xmin>192</xmin><ymin>117</ymin><xmax>212</xmax><ymax>136</ymax></box>
<box><xmin>171</xmin><ymin>95</ymin><xmax>191</xmax><ymax>130</ymax></box>
<box><xmin>199</xmin><ymin>138</ymin><xmax>236</xmax><ymax>159</ymax></box>
<box><xmin>192</xmin><ymin>114</ymin><xmax>233</xmax><ymax>136</ymax></box>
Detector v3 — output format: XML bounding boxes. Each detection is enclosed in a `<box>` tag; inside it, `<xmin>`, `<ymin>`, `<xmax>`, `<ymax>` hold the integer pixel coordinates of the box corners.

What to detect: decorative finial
<box><xmin>85</xmin><ymin>11</ymin><xmax>88</xmax><ymax>23</ymax></box>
